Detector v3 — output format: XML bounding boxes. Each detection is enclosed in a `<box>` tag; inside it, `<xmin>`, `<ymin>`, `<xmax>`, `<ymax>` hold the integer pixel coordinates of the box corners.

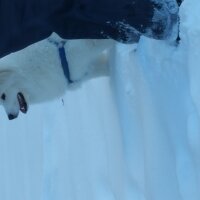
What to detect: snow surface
<box><xmin>1</xmin><ymin>1</ymin><xmax>200</xmax><ymax>200</ymax></box>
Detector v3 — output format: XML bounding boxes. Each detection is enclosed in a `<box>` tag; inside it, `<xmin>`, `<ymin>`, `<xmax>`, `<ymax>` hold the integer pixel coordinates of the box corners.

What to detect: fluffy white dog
<box><xmin>0</xmin><ymin>34</ymin><xmax>115</xmax><ymax>119</ymax></box>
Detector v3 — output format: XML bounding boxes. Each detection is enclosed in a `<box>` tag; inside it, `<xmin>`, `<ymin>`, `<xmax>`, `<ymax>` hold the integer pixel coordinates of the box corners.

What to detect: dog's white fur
<box><xmin>0</xmin><ymin>34</ymin><xmax>115</xmax><ymax>118</ymax></box>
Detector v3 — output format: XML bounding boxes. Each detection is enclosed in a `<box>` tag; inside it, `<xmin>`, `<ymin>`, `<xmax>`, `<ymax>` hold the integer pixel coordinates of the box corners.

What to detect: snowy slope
<box><xmin>1</xmin><ymin>0</ymin><xmax>200</xmax><ymax>200</ymax></box>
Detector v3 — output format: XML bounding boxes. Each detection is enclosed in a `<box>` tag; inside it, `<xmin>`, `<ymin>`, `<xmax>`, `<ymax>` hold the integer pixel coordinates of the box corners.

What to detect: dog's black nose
<box><xmin>8</xmin><ymin>114</ymin><xmax>17</xmax><ymax>120</ymax></box>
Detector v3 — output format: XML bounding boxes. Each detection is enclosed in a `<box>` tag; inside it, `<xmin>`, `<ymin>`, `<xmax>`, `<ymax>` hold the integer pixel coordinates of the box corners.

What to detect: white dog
<box><xmin>0</xmin><ymin>34</ymin><xmax>115</xmax><ymax>119</ymax></box>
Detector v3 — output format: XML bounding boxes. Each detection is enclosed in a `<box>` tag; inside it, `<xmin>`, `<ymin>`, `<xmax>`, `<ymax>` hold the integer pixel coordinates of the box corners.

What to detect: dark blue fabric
<box><xmin>0</xmin><ymin>0</ymin><xmax>178</xmax><ymax>58</ymax></box>
<box><xmin>47</xmin><ymin>39</ymin><xmax>72</xmax><ymax>82</ymax></box>
<box><xmin>58</xmin><ymin>46</ymin><xmax>73</xmax><ymax>83</ymax></box>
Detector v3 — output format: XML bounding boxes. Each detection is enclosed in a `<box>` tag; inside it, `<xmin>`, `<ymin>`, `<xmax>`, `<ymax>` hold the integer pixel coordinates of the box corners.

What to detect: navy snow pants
<box><xmin>0</xmin><ymin>0</ymin><xmax>179</xmax><ymax>58</ymax></box>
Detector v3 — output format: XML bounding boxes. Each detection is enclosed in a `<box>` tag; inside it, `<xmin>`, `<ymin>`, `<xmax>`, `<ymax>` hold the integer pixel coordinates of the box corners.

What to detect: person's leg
<box><xmin>0</xmin><ymin>0</ymin><xmax>180</xmax><ymax>58</ymax></box>
<box><xmin>52</xmin><ymin>0</ymin><xmax>179</xmax><ymax>43</ymax></box>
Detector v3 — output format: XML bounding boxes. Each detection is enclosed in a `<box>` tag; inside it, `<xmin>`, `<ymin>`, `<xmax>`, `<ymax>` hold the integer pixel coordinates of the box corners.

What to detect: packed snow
<box><xmin>1</xmin><ymin>0</ymin><xmax>200</xmax><ymax>200</ymax></box>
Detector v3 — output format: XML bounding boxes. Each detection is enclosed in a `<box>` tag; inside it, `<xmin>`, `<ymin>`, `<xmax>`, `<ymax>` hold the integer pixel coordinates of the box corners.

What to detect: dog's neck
<box><xmin>47</xmin><ymin>34</ymin><xmax>73</xmax><ymax>84</ymax></box>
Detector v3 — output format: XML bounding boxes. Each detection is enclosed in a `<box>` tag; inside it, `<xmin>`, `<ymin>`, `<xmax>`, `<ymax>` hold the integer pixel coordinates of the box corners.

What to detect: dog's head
<box><xmin>0</xmin><ymin>70</ymin><xmax>29</xmax><ymax>120</ymax></box>
<box><xmin>0</xmin><ymin>92</ymin><xmax>28</xmax><ymax>120</ymax></box>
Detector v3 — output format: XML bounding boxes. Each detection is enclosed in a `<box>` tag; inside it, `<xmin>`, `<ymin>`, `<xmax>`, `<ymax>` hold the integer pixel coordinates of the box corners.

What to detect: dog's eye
<box><xmin>1</xmin><ymin>94</ymin><xmax>6</xmax><ymax>100</ymax></box>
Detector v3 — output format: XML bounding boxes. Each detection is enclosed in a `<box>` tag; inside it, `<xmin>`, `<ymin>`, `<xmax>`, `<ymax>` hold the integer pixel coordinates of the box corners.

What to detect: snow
<box><xmin>1</xmin><ymin>1</ymin><xmax>200</xmax><ymax>200</ymax></box>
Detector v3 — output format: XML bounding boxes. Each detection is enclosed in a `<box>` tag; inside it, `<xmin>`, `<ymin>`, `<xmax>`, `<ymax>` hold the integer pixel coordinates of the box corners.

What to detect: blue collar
<box><xmin>48</xmin><ymin>38</ymin><xmax>73</xmax><ymax>84</ymax></box>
